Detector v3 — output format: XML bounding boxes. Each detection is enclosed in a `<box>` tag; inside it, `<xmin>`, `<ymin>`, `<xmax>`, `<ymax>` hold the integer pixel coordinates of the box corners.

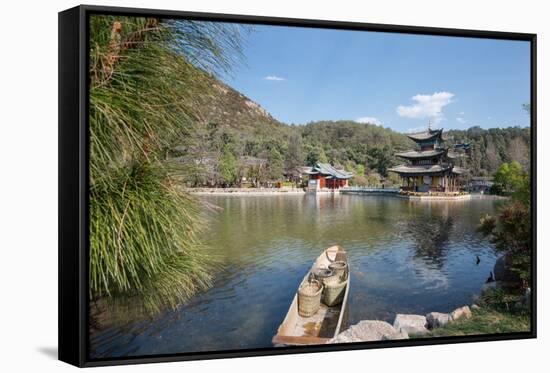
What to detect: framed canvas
<box><xmin>59</xmin><ymin>4</ymin><xmax>537</xmax><ymax>367</ymax></box>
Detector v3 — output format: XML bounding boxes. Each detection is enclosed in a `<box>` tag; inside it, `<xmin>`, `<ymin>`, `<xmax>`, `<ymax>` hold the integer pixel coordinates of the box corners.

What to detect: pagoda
<box><xmin>389</xmin><ymin>127</ymin><xmax>464</xmax><ymax>194</ymax></box>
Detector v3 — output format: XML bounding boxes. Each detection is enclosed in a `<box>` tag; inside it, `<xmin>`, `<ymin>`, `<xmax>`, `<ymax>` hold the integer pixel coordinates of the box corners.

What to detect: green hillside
<box><xmin>172</xmin><ymin>75</ymin><xmax>531</xmax><ymax>187</ymax></box>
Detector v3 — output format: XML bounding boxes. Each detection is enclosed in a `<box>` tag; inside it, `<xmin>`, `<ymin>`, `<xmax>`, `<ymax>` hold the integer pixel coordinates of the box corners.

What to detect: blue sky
<box><xmin>220</xmin><ymin>24</ymin><xmax>531</xmax><ymax>133</ymax></box>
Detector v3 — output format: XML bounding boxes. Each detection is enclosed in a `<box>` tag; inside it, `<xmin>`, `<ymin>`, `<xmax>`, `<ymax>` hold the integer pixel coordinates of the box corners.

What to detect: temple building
<box><xmin>303</xmin><ymin>162</ymin><xmax>354</xmax><ymax>192</ymax></box>
<box><xmin>389</xmin><ymin>128</ymin><xmax>465</xmax><ymax>193</ymax></box>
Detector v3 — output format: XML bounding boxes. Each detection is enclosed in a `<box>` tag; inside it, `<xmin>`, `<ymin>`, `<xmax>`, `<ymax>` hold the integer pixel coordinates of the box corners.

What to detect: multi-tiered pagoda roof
<box><xmin>389</xmin><ymin>127</ymin><xmax>465</xmax><ymax>193</ymax></box>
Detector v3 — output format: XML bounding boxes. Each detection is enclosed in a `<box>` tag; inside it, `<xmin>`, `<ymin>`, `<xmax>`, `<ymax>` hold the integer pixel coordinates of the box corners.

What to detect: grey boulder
<box><xmin>393</xmin><ymin>314</ymin><xmax>429</xmax><ymax>335</ymax></box>
<box><xmin>493</xmin><ymin>255</ymin><xmax>519</xmax><ymax>284</ymax></box>
<box><xmin>329</xmin><ymin>320</ymin><xmax>408</xmax><ymax>343</ymax></box>
<box><xmin>426</xmin><ymin>312</ymin><xmax>452</xmax><ymax>329</ymax></box>
<box><xmin>450</xmin><ymin>306</ymin><xmax>472</xmax><ymax>321</ymax></box>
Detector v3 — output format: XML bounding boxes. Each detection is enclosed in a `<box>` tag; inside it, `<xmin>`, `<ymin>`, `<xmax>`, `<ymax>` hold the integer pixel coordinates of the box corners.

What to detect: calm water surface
<box><xmin>90</xmin><ymin>194</ymin><xmax>501</xmax><ymax>358</ymax></box>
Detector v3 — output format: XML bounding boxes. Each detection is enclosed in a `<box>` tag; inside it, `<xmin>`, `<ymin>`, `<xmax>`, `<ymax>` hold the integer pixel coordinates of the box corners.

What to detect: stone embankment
<box><xmin>329</xmin><ymin>305</ymin><xmax>474</xmax><ymax>343</ymax></box>
<box><xmin>187</xmin><ymin>187</ymin><xmax>305</xmax><ymax>196</ymax></box>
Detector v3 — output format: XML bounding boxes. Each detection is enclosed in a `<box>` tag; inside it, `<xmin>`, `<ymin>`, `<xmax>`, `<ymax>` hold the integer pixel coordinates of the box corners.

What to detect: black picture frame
<box><xmin>59</xmin><ymin>4</ymin><xmax>537</xmax><ymax>367</ymax></box>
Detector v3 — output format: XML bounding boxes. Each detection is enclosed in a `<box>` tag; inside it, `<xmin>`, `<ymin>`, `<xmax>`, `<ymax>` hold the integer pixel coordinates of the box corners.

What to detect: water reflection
<box><xmin>90</xmin><ymin>194</ymin><xmax>499</xmax><ymax>358</ymax></box>
<box><xmin>407</xmin><ymin>212</ymin><xmax>454</xmax><ymax>268</ymax></box>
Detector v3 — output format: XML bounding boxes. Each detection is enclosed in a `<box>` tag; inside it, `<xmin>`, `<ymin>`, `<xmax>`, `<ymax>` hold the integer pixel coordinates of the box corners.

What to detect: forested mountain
<box><xmin>299</xmin><ymin>121</ymin><xmax>415</xmax><ymax>176</ymax></box>
<box><xmin>171</xmin><ymin>67</ymin><xmax>530</xmax><ymax>187</ymax></box>
<box><xmin>446</xmin><ymin>126</ymin><xmax>530</xmax><ymax>176</ymax></box>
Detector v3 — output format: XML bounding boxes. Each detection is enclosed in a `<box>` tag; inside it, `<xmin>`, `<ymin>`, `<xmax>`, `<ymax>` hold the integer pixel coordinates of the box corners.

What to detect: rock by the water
<box><xmin>329</xmin><ymin>320</ymin><xmax>408</xmax><ymax>343</ymax></box>
<box><xmin>481</xmin><ymin>280</ymin><xmax>502</xmax><ymax>293</ymax></box>
<box><xmin>493</xmin><ymin>256</ymin><xmax>506</xmax><ymax>279</ymax></box>
<box><xmin>381</xmin><ymin>331</ymin><xmax>408</xmax><ymax>341</ymax></box>
<box><xmin>393</xmin><ymin>314</ymin><xmax>429</xmax><ymax>335</ymax></box>
<box><xmin>471</xmin><ymin>304</ymin><xmax>480</xmax><ymax>310</ymax></box>
<box><xmin>493</xmin><ymin>255</ymin><xmax>520</xmax><ymax>285</ymax></box>
<box><xmin>450</xmin><ymin>306</ymin><xmax>472</xmax><ymax>321</ymax></box>
<box><xmin>426</xmin><ymin>312</ymin><xmax>451</xmax><ymax>329</ymax></box>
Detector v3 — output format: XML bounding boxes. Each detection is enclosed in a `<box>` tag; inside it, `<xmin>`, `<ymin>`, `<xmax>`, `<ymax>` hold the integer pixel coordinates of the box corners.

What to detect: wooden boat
<box><xmin>272</xmin><ymin>245</ymin><xmax>350</xmax><ymax>346</ymax></box>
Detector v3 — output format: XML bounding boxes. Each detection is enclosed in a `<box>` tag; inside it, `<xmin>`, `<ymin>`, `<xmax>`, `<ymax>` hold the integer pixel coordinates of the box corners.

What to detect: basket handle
<box><xmin>326</xmin><ymin>250</ymin><xmax>335</xmax><ymax>263</ymax></box>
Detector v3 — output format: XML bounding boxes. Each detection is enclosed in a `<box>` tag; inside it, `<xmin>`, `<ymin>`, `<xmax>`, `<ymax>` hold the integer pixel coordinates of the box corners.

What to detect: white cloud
<box><xmin>397</xmin><ymin>91</ymin><xmax>454</xmax><ymax>123</ymax></box>
<box><xmin>263</xmin><ymin>75</ymin><xmax>285</xmax><ymax>81</ymax></box>
<box><xmin>356</xmin><ymin>116</ymin><xmax>382</xmax><ymax>126</ymax></box>
<box><xmin>456</xmin><ymin>117</ymin><xmax>466</xmax><ymax>124</ymax></box>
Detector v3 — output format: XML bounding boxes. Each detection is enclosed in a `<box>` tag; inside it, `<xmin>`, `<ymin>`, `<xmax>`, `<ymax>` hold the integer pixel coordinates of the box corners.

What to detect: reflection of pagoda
<box><xmin>389</xmin><ymin>127</ymin><xmax>464</xmax><ymax>193</ymax></box>
<box><xmin>407</xmin><ymin>212</ymin><xmax>454</xmax><ymax>268</ymax></box>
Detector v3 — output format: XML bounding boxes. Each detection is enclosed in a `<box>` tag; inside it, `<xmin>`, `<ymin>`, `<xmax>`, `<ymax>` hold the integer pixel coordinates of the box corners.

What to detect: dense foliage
<box><xmin>89</xmin><ymin>15</ymin><xmax>246</xmax><ymax>315</ymax></box>
<box><xmin>492</xmin><ymin>161</ymin><xmax>527</xmax><ymax>194</ymax></box>
<box><xmin>479</xmin><ymin>166</ymin><xmax>531</xmax><ymax>288</ymax></box>
<box><xmin>175</xmin><ymin>113</ymin><xmax>531</xmax><ymax>187</ymax></box>
<box><xmin>447</xmin><ymin>126</ymin><xmax>530</xmax><ymax>176</ymax></box>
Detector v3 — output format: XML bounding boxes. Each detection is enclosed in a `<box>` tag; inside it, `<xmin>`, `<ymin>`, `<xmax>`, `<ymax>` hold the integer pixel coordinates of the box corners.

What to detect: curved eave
<box><xmin>325</xmin><ymin>175</ymin><xmax>353</xmax><ymax>179</ymax></box>
<box><xmin>390</xmin><ymin>170</ymin><xmax>449</xmax><ymax>176</ymax></box>
<box><xmin>395</xmin><ymin>150</ymin><xmax>445</xmax><ymax>160</ymax></box>
<box><xmin>406</xmin><ymin>129</ymin><xmax>443</xmax><ymax>142</ymax></box>
<box><xmin>406</xmin><ymin>134</ymin><xmax>439</xmax><ymax>142</ymax></box>
<box><xmin>389</xmin><ymin>165</ymin><xmax>452</xmax><ymax>176</ymax></box>
<box><xmin>306</xmin><ymin>172</ymin><xmax>353</xmax><ymax>179</ymax></box>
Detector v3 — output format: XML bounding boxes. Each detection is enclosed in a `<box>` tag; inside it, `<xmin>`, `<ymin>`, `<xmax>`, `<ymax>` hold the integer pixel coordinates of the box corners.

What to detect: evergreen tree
<box><xmin>284</xmin><ymin>134</ymin><xmax>304</xmax><ymax>181</ymax></box>
<box><xmin>267</xmin><ymin>147</ymin><xmax>285</xmax><ymax>181</ymax></box>
<box><xmin>218</xmin><ymin>148</ymin><xmax>239</xmax><ymax>186</ymax></box>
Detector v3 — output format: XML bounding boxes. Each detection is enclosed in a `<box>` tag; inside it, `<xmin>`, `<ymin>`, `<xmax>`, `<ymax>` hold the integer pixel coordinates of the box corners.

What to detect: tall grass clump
<box><xmin>89</xmin><ymin>15</ymin><xmax>246</xmax><ymax>317</ymax></box>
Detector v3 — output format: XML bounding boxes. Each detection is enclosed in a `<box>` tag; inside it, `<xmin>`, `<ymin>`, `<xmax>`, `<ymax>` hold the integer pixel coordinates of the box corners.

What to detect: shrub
<box><xmin>89</xmin><ymin>15</ymin><xmax>246</xmax><ymax>317</ymax></box>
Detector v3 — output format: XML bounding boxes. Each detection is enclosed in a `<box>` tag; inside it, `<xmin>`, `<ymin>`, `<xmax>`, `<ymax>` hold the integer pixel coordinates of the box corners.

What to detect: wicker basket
<box><xmin>322</xmin><ymin>276</ymin><xmax>347</xmax><ymax>307</ymax></box>
<box><xmin>298</xmin><ymin>279</ymin><xmax>323</xmax><ymax>317</ymax></box>
<box><xmin>329</xmin><ymin>261</ymin><xmax>348</xmax><ymax>280</ymax></box>
<box><xmin>335</xmin><ymin>249</ymin><xmax>347</xmax><ymax>262</ymax></box>
<box><xmin>312</xmin><ymin>268</ymin><xmax>333</xmax><ymax>281</ymax></box>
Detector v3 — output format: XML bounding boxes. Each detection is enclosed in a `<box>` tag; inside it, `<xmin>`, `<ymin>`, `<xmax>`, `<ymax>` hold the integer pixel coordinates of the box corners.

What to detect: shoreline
<box><xmin>186</xmin><ymin>188</ymin><xmax>509</xmax><ymax>200</ymax></box>
<box><xmin>187</xmin><ymin>187</ymin><xmax>306</xmax><ymax>196</ymax></box>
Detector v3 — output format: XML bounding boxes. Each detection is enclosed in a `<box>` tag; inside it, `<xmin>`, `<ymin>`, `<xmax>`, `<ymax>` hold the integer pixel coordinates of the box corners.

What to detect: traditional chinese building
<box><xmin>389</xmin><ymin>128</ymin><xmax>465</xmax><ymax>193</ymax></box>
<box><xmin>303</xmin><ymin>163</ymin><xmax>353</xmax><ymax>191</ymax></box>
<box><xmin>468</xmin><ymin>176</ymin><xmax>494</xmax><ymax>193</ymax></box>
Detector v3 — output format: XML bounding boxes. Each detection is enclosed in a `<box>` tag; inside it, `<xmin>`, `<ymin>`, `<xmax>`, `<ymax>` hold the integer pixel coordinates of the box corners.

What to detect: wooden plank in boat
<box><xmin>272</xmin><ymin>335</ymin><xmax>330</xmax><ymax>346</ymax></box>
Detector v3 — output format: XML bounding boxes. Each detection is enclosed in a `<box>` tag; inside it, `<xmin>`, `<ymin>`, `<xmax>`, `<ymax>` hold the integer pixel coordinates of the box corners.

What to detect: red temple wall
<box><xmin>309</xmin><ymin>174</ymin><xmax>348</xmax><ymax>189</ymax></box>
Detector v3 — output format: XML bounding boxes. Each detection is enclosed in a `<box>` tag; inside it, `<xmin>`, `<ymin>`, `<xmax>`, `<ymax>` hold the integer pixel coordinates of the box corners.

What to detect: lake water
<box><xmin>90</xmin><ymin>194</ymin><xmax>501</xmax><ymax>358</ymax></box>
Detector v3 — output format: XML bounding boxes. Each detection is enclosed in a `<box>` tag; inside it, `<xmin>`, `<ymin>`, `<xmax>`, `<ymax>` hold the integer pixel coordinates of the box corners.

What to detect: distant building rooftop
<box><xmin>471</xmin><ymin>176</ymin><xmax>494</xmax><ymax>181</ymax></box>
<box><xmin>452</xmin><ymin>166</ymin><xmax>466</xmax><ymax>175</ymax></box>
<box><xmin>303</xmin><ymin>162</ymin><xmax>354</xmax><ymax>179</ymax></box>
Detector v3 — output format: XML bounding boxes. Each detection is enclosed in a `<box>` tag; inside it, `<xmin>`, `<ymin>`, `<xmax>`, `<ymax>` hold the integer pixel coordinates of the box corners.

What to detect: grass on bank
<box><xmin>422</xmin><ymin>307</ymin><xmax>531</xmax><ymax>338</ymax></box>
<box><xmin>412</xmin><ymin>286</ymin><xmax>531</xmax><ymax>338</ymax></box>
